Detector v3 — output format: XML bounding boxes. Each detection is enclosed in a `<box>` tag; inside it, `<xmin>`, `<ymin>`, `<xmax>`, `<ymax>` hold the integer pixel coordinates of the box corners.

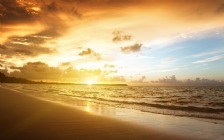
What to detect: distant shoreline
<box><xmin>0</xmin><ymin>82</ymin><xmax>128</xmax><ymax>86</ymax></box>
<box><xmin>0</xmin><ymin>72</ymin><xmax>128</xmax><ymax>86</ymax></box>
<box><xmin>1</xmin><ymin>72</ymin><xmax>224</xmax><ymax>86</ymax></box>
<box><xmin>35</xmin><ymin>83</ymin><xmax>129</xmax><ymax>86</ymax></box>
<box><xmin>2</xmin><ymin>82</ymin><xmax>224</xmax><ymax>87</ymax></box>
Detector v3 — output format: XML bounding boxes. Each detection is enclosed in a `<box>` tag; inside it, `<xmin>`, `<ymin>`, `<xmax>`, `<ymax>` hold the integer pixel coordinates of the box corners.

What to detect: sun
<box><xmin>86</xmin><ymin>79</ymin><xmax>96</xmax><ymax>85</ymax></box>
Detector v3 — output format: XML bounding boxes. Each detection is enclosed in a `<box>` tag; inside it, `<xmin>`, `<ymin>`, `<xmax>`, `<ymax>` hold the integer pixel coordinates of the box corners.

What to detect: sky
<box><xmin>0</xmin><ymin>0</ymin><xmax>224</xmax><ymax>84</ymax></box>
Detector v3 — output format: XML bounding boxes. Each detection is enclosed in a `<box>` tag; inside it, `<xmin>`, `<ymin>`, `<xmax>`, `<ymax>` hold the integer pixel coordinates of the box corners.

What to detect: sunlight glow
<box><xmin>86</xmin><ymin>79</ymin><xmax>96</xmax><ymax>85</ymax></box>
<box><xmin>85</xmin><ymin>102</ymin><xmax>91</xmax><ymax>113</ymax></box>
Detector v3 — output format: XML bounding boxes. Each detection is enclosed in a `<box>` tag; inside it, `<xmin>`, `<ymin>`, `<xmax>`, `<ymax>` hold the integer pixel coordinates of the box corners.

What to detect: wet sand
<box><xmin>0</xmin><ymin>86</ymin><xmax>190</xmax><ymax>140</ymax></box>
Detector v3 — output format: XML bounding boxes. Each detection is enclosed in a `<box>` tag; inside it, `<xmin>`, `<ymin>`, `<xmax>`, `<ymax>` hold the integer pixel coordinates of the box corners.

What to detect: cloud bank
<box><xmin>1</xmin><ymin>61</ymin><xmax>125</xmax><ymax>83</ymax></box>
<box><xmin>152</xmin><ymin>75</ymin><xmax>224</xmax><ymax>86</ymax></box>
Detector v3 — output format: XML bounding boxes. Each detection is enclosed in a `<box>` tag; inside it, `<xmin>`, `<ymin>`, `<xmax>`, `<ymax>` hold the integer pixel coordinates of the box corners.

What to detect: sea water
<box><xmin>2</xmin><ymin>83</ymin><xmax>224</xmax><ymax>140</ymax></box>
<box><xmin>3</xmin><ymin>84</ymin><xmax>224</xmax><ymax>120</ymax></box>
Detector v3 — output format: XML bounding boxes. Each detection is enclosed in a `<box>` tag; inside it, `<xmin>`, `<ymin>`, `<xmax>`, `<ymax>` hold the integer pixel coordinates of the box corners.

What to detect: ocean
<box><xmin>3</xmin><ymin>84</ymin><xmax>224</xmax><ymax>120</ymax></box>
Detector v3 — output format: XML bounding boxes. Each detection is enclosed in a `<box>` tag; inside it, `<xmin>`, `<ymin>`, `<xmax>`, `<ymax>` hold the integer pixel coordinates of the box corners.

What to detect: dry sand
<box><xmin>0</xmin><ymin>86</ymin><xmax>191</xmax><ymax>140</ymax></box>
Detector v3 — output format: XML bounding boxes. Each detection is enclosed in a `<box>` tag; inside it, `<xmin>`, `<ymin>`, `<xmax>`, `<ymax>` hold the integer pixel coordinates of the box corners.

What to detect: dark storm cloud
<box><xmin>120</xmin><ymin>43</ymin><xmax>142</xmax><ymax>53</ymax></box>
<box><xmin>78</xmin><ymin>48</ymin><xmax>101</xmax><ymax>60</ymax></box>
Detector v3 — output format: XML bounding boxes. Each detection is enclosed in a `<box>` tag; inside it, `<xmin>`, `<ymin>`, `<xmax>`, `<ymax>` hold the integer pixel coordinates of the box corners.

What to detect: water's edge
<box><xmin>1</xmin><ymin>84</ymin><xmax>224</xmax><ymax>140</ymax></box>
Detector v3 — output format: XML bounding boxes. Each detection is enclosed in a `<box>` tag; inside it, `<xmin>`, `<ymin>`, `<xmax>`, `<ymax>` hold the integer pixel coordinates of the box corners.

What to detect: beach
<box><xmin>0</xmin><ymin>86</ymin><xmax>191</xmax><ymax>140</ymax></box>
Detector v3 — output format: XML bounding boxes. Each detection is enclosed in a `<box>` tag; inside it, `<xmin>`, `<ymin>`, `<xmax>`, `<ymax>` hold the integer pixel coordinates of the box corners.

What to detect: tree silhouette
<box><xmin>0</xmin><ymin>72</ymin><xmax>32</xmax><ymax>83</ymax></box>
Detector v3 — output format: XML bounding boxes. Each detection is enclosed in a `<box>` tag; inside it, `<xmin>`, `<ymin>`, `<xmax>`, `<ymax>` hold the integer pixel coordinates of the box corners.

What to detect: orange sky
<box><xmin>1</xmin><ymin>0</ymin><xmax>224</xmax><ymax>84</ymax></box>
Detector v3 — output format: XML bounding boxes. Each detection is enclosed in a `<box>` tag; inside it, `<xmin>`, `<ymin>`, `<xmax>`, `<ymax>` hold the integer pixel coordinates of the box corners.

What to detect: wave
<box><xmin>5</xmin><ymin>84</ymin><xmax>224</xmax><ymax>120</ymax></box>
<box><xmin>60</xmin><ymin>94</ymin><xmax>224</xmax><ymax>114</ymax></box>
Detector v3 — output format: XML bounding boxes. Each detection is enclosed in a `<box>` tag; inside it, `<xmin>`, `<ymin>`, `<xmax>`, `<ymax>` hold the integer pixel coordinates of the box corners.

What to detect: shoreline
<box><xmin>1</xmin><ymin>84</ymin><xmax>224</xmax><ymax>140</ymax></box>
<box><xmin>0</xmin><ymin>86</ymin><xmax>191</xmax><ymax>140</ymax></box>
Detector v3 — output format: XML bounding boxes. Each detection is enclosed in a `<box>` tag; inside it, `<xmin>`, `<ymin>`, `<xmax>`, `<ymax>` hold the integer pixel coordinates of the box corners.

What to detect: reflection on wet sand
<box><xmin>84</xmin><ymin>101</ymin><xmax>116</xmax><ymax>116</ymax></box>
<box><xmin>3</xmin><ymin>84</ymin><xmax>224</xmax><ymax>140</ymax></box>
